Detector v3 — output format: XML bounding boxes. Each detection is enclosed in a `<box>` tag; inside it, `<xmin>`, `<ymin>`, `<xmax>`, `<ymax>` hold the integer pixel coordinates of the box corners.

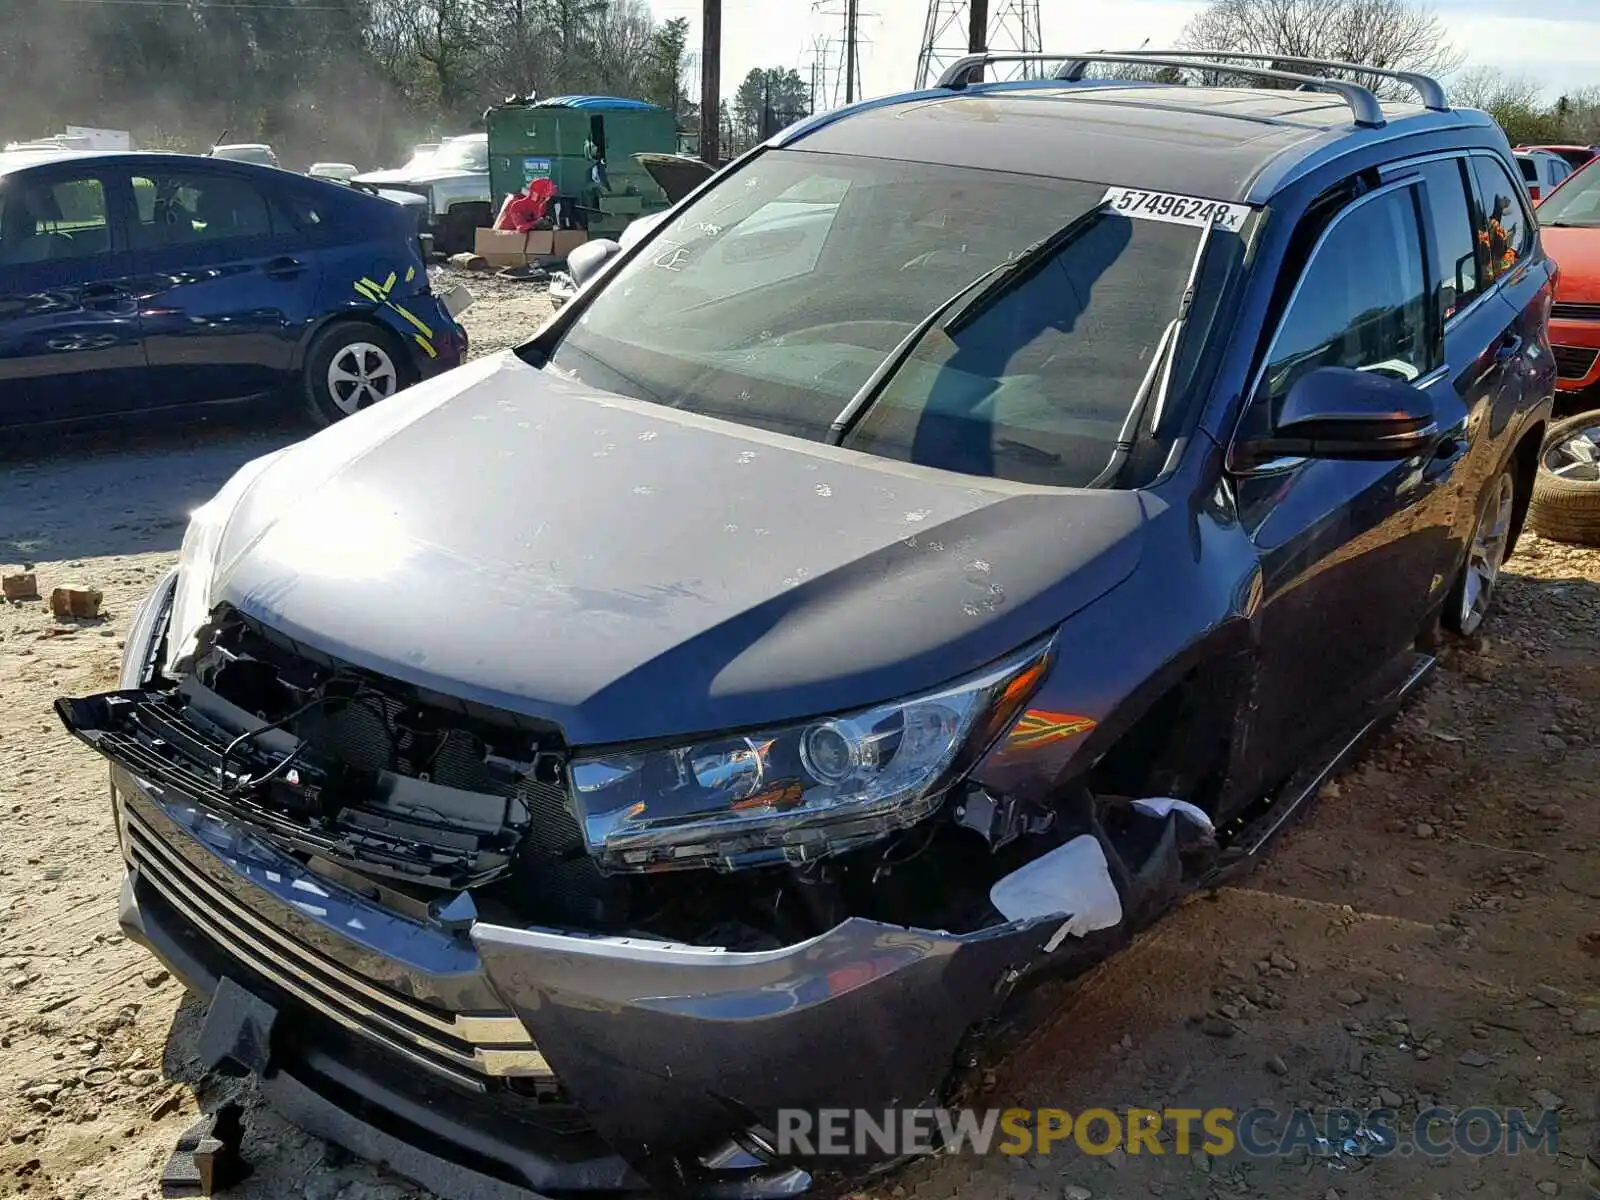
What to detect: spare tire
<box><xmin>1528</xmin><ymin>410</ymin><xmax>1600</xmax><ymax>546</ymax></box>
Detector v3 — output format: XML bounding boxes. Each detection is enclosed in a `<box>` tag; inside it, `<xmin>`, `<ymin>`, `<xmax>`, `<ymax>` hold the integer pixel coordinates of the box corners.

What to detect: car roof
<box><xmin>0</xmin><ymin>148</ymin><xmax>116</xmax><ymax>176</ymax></box>
<box><xmin>781</xmin><ymin>81</ymin><xmax>1497</xmax><ymax>204</ymax></box>
<box><xmin>0</xmin><ymin>148</ymin><xmax>315</xmax><ymax>182</ymax></box>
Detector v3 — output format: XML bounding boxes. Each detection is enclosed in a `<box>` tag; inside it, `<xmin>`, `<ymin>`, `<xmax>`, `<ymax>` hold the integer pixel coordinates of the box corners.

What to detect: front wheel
<box><xmin>301</xmin><ymin>323</ymin><xmax>407</xmax><ymax>427</ymax></box>
<box><xmin>1443</xmin><ymin>467</ymin><xmax>1518</xmax><ymax>636</ymax></box>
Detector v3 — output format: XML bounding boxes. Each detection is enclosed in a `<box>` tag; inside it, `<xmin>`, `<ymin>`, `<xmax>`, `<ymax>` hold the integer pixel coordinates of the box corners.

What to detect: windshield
<box><xmin>1539</xmin><ymin>160</ymin><xmax>1600</xmax><ymax>226</ymax></box>
<box><xmin>214</xmin><ymin>146</ymin><xmax>276</xmax><ymax>166</ymax></box>
<box><xmin>546</xmin><ymin>149</ymin><xmax>1245</xmax><ymax>487</ymax></box>
<box><xmin>432</xmin><ymin>138</ymin><xmax>487</xmax><ymax>172</ymax></box>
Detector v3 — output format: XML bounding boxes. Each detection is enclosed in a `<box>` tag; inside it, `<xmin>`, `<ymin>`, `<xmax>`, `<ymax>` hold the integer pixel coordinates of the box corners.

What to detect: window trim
<box><xmin>1227</xmin><ymin>175</ymin><xmax>1434</xmax><ymax>476</ymax></box>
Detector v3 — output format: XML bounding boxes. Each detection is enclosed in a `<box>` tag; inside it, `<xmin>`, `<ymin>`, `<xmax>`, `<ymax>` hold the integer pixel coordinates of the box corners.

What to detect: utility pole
<box><xmin>967</xmin><ymin>0</ymin><xmax>987</xmax><ymax>83</ymax></box>
<box><xmin>844</xmin><ymin>0</ymin><xmax>859</xmax><ymax>103</ymax></box>
<box><xmin>700</xmin><ymin>0</ymin><xmax>721</xmax><ymax>162</ymax></box>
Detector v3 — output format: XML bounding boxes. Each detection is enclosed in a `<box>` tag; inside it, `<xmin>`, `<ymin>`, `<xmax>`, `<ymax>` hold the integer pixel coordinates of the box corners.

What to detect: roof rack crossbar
<box><xmin>1060</xmin><ymin>49</ymin><xmax>1447</xmax><ymax>111</ymax></box>
<box><xmin>935</xmin><ymin>52</ymin><xmax>1387</xmax><ymax>128</ymax></box>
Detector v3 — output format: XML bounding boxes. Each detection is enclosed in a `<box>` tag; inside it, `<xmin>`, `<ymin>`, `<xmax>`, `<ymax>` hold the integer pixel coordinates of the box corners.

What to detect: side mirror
<box><xmin>567</xmin><ymin>238</ymin><xmax>621</xmax><ymax>289</ymax></box>
<box><xmin>1237</xmin><ymin>366</ymin><xmax>1437</xmax><ymax>464</ymax></box>
<box><xmin>619</xmin><ymin>211</ymin><xmax>668</xmax><ymax>251</ymax></box>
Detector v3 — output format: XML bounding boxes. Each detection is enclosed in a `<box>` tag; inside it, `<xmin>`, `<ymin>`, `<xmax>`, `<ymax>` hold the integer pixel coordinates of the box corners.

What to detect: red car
<box><xmin>1538</xmin><ymin>156</ymin><xmax>1600</xmax><ymax>400</ymax></box>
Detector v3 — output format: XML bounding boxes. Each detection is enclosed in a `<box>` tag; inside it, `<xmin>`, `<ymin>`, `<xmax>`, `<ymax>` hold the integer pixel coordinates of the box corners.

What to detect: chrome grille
<box><xmin>123</xmin><ymin>804</ymin><xmax>551</xmax><ymax>1091</ymax></box>
<box><xmin>1553</xmin><ymin>344</ymin><xmax>1600</xmax><ymax>380</ymax></box>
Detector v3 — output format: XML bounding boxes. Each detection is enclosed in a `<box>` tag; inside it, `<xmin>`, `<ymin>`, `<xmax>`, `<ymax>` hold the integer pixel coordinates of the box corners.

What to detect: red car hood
<box><xmin>1542</xmin><ymin>225</ymin><xmax>1600</xmax><ymax>301</ymax></box>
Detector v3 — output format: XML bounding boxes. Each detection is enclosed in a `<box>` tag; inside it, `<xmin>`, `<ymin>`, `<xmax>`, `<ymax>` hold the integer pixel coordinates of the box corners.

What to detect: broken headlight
<box><xmin>569</xmin><ymin>638</ymin><xmax>1053</xmax><ymax>872</ymax></box>
<box><xmin>163</xmin><ymin>451</ymin><xmax>285</xmax><ymax>676</ymax></box>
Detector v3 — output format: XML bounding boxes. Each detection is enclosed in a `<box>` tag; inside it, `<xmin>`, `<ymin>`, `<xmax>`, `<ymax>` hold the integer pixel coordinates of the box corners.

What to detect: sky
<box><xmin>645</xmin><ymin>0</ymin><xmax>1598</xmax><ymax>107</ymax></box>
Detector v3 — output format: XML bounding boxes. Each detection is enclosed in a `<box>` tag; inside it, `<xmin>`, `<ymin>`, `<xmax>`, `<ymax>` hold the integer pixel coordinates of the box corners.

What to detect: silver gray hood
<box><xmin>209</xmin><ymin>353</ymin><xmax>1145</xmax><ymax>746</ymax></box>
<box><xmin>353</xmin><ymin>166</ymin><xmax>485</xmax><ymax>188</ymax></box>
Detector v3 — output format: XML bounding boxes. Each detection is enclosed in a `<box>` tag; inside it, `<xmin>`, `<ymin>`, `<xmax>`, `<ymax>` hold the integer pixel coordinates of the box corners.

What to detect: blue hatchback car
<box><xmin>0</xmin><ymin>149</ymin><xmax>466</xmax><ymax>429</ymax></box>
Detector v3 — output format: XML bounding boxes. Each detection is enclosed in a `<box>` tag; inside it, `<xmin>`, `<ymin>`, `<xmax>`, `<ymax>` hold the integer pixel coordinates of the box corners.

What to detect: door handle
<box><xmin>80</xmin><ymin>283</ymin><xmax>131</xmax><ymax>311</ymax></box>
<box><xmin>263</xmin><ymin>256</ymin><xmax>307</xmax><ymax>279</ymax></box>
<box><xmin>1424</xmin><ymin>435</ymin><xmax>1465</xmax><ymax>481</ymax></box>
<box><xmin>1493</xmin><ymin>332</ymin><xmax>1523</xmax><ymax>364</ymax></box>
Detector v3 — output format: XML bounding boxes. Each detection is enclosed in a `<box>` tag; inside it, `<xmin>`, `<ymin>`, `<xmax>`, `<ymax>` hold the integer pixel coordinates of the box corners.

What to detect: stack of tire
<box><xmin>1530</xmin><ymin>411</ymin><xmax>1600</xmax><ymax>546</ymax></box>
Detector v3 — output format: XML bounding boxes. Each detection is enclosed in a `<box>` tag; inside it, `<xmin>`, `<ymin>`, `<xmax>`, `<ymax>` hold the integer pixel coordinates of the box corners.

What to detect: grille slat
<box><xmin>1553</xmin><ymin>344</ymin><xmax>1600</xmax><ymax>380</ymax></box>
<box><xmin>123</xmin><ymin>804</ymin><xmax>551</xmax><ymax>1089</ymax></box>
<box><xmin>1552</xmin><ymin>302</ymin><xmax>1600</xmax><ymax>321</ymax></box>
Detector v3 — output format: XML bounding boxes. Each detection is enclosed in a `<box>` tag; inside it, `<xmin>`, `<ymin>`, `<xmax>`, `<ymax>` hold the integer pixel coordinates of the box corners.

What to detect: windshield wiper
<box><xmin>825</xmin><ymin>206</ymin><xmax>1109</xmax><ymax>445</ymax></box>
<box><xmin>1084</xmin><ymin>215</ymin><xmax>1217</xmax><ymax>489</ymax></box>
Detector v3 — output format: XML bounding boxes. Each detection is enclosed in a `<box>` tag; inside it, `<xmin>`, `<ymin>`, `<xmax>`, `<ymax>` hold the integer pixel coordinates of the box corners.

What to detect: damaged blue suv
<box><xmin>59</xmin><ymin>50</ymin><xmax>1555</xmax><ymax>1199</ymax></box>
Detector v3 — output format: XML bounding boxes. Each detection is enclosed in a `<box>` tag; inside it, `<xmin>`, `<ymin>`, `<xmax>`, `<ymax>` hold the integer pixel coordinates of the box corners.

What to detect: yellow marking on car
<box><xmin>389</xmin><ymin>301</ymin><xmax>434</xmax><ymax>338</ymax></box>
<box><xmin>406</xmin><ymin>266</ymin><xmax>416</xmax><ymax>283</ymax></box>
<box><xmin>351</xmin><ymin>274</ymin><xmax>436</xmax><ymax>352</ymax></box>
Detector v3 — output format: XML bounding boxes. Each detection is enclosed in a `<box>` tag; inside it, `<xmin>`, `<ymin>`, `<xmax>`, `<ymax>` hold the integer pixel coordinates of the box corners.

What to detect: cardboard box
<box><xmin>474</xmin><ymin>227</ymin><xmax>589</xmax><ymax>267</ymax></box>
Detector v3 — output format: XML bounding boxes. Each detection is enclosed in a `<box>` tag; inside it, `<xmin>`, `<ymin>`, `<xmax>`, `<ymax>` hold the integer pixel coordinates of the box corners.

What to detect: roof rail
<box><xmin>934</xmin><ymin>52</ymin><xmax>1387</xmax><ymax>128</ymax></box>
<box><xmin>1060</xmin><ymin>49</ymin><xmax>1448</xmax><ymax>112</ymax></box>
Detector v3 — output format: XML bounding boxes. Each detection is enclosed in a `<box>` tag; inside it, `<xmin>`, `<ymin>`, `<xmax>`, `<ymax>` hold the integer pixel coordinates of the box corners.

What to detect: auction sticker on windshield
<box><xmin>1101</xmin><ymin>187</ymin><xmax>1251</xmax><ymax>232</ymax></box>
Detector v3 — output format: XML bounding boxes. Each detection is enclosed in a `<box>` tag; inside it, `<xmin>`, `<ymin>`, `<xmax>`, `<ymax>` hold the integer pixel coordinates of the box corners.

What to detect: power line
<box><xmin>28</xmin><ymin>0</ymin><xmax>350</xmax><ymax>9</ymax></box>
<box><xmin>916</xmin><ymin>0</ymin><xmax>1041</xmax><ymax>89</ymax></box>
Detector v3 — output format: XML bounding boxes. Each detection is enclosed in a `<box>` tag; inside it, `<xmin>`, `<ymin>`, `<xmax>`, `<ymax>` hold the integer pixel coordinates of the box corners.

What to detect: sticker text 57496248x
<box><xmin>1100</xmin><ymin>187</ymin><xmax>1252</xmax><ymax>233</ymax></box>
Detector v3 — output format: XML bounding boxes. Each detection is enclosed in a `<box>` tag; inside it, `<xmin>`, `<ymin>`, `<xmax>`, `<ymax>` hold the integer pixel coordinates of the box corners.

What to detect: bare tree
<box><xmin>1178</xmin><ymin>0</ymin><xmax>1464</xmax><ymax>100</ymax></box>
<box><xmin>1450</xmin><ymin>66</ymin><xmax>1542</xmax><ymax>113</ymax></box>
<box><xmin>1448</xmin><ymin>65</ymin><xmax>1568</xmax><ymax>145</ymax></box>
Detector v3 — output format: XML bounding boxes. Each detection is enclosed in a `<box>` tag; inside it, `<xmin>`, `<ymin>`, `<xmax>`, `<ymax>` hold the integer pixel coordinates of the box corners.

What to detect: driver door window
<box><xmin>1260</xmin><ymin>185</ymin><xmax>1433</xmax><ymax>412</ymax></box>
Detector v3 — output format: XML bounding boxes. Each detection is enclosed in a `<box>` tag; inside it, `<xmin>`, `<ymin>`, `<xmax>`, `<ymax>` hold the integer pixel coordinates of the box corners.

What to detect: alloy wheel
<box><xmin>1543</xmin><ymin>423</ymin><xmax>1600</xmax><ymax>484</ymax></box>
<box><xmin>1458</xmin><ymin>471</ymin><xmax>1516</xmax><ymax>635</ymax></box>
<box><xmin>326</xmin><ymin>342</ymin><xmax>399</xmax><ymax>415</ymax></box>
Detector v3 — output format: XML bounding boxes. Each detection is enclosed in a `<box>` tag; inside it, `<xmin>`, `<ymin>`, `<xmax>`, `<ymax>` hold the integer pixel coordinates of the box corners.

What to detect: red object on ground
<box><xmin>495</xmin><ymin>178</ymin><xmax>559</xmax><ymax>232</ymax></box>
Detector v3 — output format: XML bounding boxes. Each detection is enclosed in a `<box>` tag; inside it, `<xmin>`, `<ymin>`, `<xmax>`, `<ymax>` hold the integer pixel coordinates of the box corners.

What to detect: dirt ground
<box><xmin>1</xmin><ymin>271</ymin><xmax>1597</xmax><ymax>1200</ymax></box>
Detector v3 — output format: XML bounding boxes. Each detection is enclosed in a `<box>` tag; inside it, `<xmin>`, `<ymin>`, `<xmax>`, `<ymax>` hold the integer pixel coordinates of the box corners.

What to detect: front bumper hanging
<box><xmin>58</xmin><ymin>685</ymin><xmax>1073</xmax><ymax>1197</ymax></box>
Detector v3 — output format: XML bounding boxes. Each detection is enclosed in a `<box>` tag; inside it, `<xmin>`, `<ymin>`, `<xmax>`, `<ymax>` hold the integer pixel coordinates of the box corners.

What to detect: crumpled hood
<box><xmin>209</xmin><ymin>353</ymin><xmax>1145</xmax><ymax>746</ymax></box>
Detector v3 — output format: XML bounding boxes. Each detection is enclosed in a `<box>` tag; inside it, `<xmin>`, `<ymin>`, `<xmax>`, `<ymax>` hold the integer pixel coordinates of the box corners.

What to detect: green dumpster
<box><xmin>486</xmin><ymin>95</ymin><xmax>679</xmax><ymax>238</ymax></box>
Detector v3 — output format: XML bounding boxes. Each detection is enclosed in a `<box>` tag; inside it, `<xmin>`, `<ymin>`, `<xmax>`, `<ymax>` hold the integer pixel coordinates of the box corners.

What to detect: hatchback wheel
<box><xmin>1444</xmin><ymin>467</ymin><xmax>1517</xmax><ymax>636</ymax></box>
<box><xmin>303</xmin><ymin>323</ymin><xmax>408</xmax><ymax>427</ymax></box>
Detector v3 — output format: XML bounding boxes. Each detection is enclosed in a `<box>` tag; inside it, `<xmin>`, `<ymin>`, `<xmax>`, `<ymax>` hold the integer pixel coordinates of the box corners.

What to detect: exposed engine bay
<box><xmin>67</xmin><ymin>606</ymin><xmax>1229</xmax><ymax>958</ymax></box>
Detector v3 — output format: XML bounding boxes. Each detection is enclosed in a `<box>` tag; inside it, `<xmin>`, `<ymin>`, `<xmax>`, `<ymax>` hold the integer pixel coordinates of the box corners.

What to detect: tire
<box><xmin>1442</xmin><ymin>463</ymin><xmax>1519</xmax><ymax>637</ymax></box>
<box><xmin>301</xmin><ymin>321</ymin><xmax>410</xmax><ymax>428</ymax></box>
<box><xmin>1527</xmin><ymin>409</ymin><xmax>1600</xmax><ymax>546</ymax></box>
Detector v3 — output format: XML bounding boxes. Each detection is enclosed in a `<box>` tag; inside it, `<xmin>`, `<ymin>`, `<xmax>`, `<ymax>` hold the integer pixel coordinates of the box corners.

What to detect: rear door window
<box><xmin>131</xmin><ymin>170</ymin><xmax>274</xmax><ymax>249</ymax></box>
<box><xmin>1412</xmin><ymin>158</ymin><xmax>1481</xmax><ymax>322</ymax></box>
<box><xmin>0</xmin><ymin>174</ymin><xmax>113</xmax><ymax>264</ymax></box>
<box><xmin>1469</xmin><ymin>157</ymin><xmax>1533</xmax><ymax>286</ymax></box>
